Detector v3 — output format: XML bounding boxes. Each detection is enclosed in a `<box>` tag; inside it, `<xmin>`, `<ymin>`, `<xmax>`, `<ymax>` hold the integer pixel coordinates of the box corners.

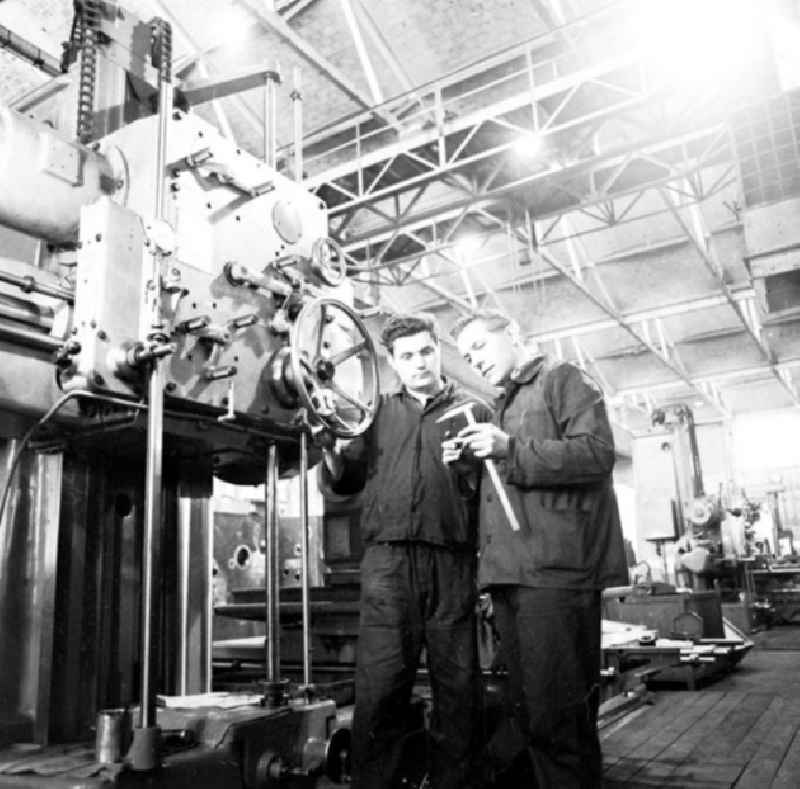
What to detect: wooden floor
<box><xmin>602</xmin><ymin>638</ymin><xmax>800</xmax><ymax>788</ymax></box>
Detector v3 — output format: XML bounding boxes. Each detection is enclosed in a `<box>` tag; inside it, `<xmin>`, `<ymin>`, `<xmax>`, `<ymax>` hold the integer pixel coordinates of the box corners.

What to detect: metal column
<box><xmin>262</xmin><ymin>443</ymin><xmax>285</xmax><ymax>706</ymax></box>
<box><xmin>176</xmin><ymin>485</ymin><xmax>213</xmax><ymax>696</ymax></box>
<box><xmin>299</xmin><ymin>431</ymin><xmax>311</xmax><ymax>687</ymax></box>
<box><xmin>130</xmin><ymin>18</ymin><xmax>173</xmax><ymax>771</ymax></box>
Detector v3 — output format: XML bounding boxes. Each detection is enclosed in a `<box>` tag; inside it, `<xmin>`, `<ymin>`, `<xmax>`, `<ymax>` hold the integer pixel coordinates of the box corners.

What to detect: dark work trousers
<box><xmin>351</xmin><ymin>541</ymin><xmax>480</xmax><ymax>789</ymax></box>
<box><xmin>487</xmin><ymin>586</ymin><xmax>603</xmax><ymax>789</ymax></box>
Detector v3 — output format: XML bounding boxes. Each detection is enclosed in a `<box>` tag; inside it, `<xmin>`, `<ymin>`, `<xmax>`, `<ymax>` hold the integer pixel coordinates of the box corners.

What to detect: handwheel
<box><xmin>311</xmin><ymin>237</ymin><xmax>347</xmax><ymax>286</ymax></box>
<box><xmin>289</xmin><ymin>298</ymin><xmax>378</xmax><ymax>437</ymax></box>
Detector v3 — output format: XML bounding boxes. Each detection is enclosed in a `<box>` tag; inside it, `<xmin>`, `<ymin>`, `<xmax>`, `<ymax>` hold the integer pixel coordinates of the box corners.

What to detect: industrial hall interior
<box><xmin>4</xmin><ymin>0</ymin><xmax>800</xmax><ymax>786</ymax></box>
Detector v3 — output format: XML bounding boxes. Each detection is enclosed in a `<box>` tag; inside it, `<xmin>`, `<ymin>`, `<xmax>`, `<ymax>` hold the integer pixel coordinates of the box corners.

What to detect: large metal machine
<box><xmin>0</xmin><ymin>2</ymin><xmax>379</xmax><ymax>785</ymax></box>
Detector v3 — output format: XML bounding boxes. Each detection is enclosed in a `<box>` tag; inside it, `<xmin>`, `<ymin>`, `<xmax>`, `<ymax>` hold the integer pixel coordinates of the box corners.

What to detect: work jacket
<box><xmin>323</xmin><ymin>381</ymin><xmax>491</xmax><ymax>550</ymax></box>
<box><xmin>478</xmin><ymin>356</ymin><xmax>629</xmax><ymax>590</ymax></box>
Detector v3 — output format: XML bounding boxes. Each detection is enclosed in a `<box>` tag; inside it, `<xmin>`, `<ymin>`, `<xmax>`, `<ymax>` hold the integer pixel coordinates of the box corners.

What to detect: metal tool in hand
<box><xmin>437</xmin><ymin>402</ymin><xmax>521</xmax><ymax>532</ymax></box>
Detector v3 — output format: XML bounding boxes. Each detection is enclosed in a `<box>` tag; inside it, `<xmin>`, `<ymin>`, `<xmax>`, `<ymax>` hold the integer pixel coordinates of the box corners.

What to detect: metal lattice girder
<box><xmin>406</xmin><ymin>220</ymin><xmax>744</xmax><ymax>313</ymax></box>
<box><xmin>658</xmin><ymin>186</ymin><xmax>800</xmax><ymax>407</ymax></box>
<box><xmin>507</xmin><ymin>213</ymin><xmax>733</xmax><ymax>417</ymax></box>
<box><xmin>612</xmin><ymin>359</ymin><xmax>800</xmax><ymax>405</ymax></box>
<box><xmin>340</xmin><ymin>130</ymin><xmax>732</xmax><ymax>277</ymax></box>
<box><xmin>307</xmin><ymin>49</ymin><xmax>648</xmax><ymax>207</ymax></box>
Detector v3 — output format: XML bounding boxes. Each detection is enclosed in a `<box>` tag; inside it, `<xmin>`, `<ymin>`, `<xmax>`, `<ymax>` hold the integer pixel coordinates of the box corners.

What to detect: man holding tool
<box><xmin>320</xmin><ymin>313</ymin><xmax>490</xmax><ymax>789</ymax></box>
<box><xmin>450</xmin><ymin>311</ymin><xmax>628</xmax><ymax>788</ymax></box>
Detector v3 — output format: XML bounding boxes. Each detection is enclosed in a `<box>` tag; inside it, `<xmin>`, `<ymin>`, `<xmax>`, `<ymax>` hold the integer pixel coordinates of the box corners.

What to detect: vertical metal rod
<box><xmin>683</xmin><ymin>408</ymin><xmax>704</xmax><ymax>498</ymax></box>
<box><xmin>264</xmin><ymin>72</ymin><xmax>277</xmax><ymax>168</ymax></box>
<box><xmin>138</xmin><ymin>19</ymin><xmax>172</xmax><ymax>736</ymax></box>
<box><xmin>264</xmin><ymin>444</ymin><xmax>280</xmax><ymax>684</ymax></box>
<box><xmin>177</xmin><ymin>499</ymin><xmax>191</xmax><ymax>696</ymax></box>
<box><xmin>299</xmin><ymin>430</ymin><xmax>311</xmax><ymax>686</ymax></box>
<box><xmin>291</xmin><ymin>68</ymin><xmax>303</xmax><ymax>181</ymax></box>
<box><xmin>204</xmin><ymin>502</ymin><xmax>213</xmax><ymax>693</ymax></box>
<box><xmin>139</xmin><ymin>367</ymin><xmax>163</xmax><ymax>731</ymax></box>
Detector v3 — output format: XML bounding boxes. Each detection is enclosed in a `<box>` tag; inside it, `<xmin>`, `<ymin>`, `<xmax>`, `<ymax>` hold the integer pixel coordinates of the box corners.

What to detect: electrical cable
<box><xmin>0</xmin><ymin>389</ymin><xmax>148</xmax><ymax>528</ymax></box>
<box><xmin>0</xmin><ymin>389</ymin><xmax>91</xmax><ymax>528</ymax></box>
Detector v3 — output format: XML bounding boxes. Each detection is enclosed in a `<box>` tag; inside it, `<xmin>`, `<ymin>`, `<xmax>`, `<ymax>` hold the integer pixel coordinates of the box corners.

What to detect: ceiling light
<box><xmin>454</xmin><ymin>235</ymin><xmax>483</xmax><ymax>258</ymax></box>
<box><xmin>513</xmin><ymin>133</ymin><xmax>544</xmax><ymax>158</ymax></box>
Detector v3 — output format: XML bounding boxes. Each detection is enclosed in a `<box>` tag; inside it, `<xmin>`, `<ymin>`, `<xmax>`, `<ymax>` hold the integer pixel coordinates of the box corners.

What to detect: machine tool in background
<box><xmin>0</xmin><ymin>1</ymin><xmax>379</xmax><ymax>785</ymax></box>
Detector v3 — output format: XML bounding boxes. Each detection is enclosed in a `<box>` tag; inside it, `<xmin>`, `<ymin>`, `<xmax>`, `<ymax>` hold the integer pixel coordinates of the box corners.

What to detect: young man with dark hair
<box><xmin>451</xmin><ymin>311</ymin><xmax>629</xmax><ymax>788</ymax></box>
<box><xmin>321</xmin><ymin>313</ymin><xmax>490</xmax><ymax>789</ymax></box>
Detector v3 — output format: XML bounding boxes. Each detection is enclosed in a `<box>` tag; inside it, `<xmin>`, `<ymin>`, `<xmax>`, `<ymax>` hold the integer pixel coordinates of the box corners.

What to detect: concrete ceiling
<box><xmin>2</xmin><ymin>0</ymin><xmax>800</xmax><ymax>432</ymax></box>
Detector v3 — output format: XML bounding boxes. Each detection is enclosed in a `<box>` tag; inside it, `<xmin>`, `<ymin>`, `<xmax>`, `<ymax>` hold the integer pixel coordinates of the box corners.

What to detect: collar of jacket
<box><xmin>393</xmin><ymin>378</ymin><xmax>455</xmax><ymax>410</ymax></box>
<box><xmin>495</xmin><ymin>356</ymin><xmax>546</xmax><ymax>409</ymax></box>
<box><xmin>502</xmin><ymin>355</ymin><xmax>546</xmax><ymax>389</ymax></box>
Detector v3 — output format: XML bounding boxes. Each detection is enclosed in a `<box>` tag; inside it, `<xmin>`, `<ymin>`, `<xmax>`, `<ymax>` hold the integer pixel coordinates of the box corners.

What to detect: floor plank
<box><xmin>601</xmin><ymin>634</ymin><xmax>800</xmax><ymax>788</ymax></box>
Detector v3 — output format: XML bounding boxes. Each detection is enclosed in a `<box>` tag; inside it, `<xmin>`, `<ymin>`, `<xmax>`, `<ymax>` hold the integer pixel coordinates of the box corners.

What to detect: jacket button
<box><xmin>486</xmin><ymin>493</ymin><xmax>493</xmax><ymax>503</ymax></box>
<box><xmin>486</xmin><ymin>535</ymin><xmax>492</xmax><ymax>544</ymax></box>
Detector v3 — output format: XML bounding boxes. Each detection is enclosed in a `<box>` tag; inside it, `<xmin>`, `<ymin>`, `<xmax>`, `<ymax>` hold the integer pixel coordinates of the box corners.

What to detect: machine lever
<box><xmin>229</xmin><ymin>313</ymin><xmax>258</xmax><ymax>330</ymax></box>
<box><xmin>176</xmin><ymin>315</ymin><xmax>210</xmax><ymax>333</ymax></box>
<box><xmin>131</xmin><ymin>342</ymin><xmax>176</xmax><ymax>365</ymax></box>
<box><xmin>203</xmin><ymin>364</ymin><xmax>237</xmax><ymax>381</ymax></box>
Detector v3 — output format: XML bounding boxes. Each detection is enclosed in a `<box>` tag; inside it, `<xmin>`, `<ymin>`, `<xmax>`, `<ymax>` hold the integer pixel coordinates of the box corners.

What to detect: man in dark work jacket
<box><xmin>452</xmin><ymin>311</ymin><xmax>629</xmax><ymax>788</ymax></box>
<box><xmin>321</xmin><ymin>313</ymin><xmax>491</xmax><ymax>789</ymax></box>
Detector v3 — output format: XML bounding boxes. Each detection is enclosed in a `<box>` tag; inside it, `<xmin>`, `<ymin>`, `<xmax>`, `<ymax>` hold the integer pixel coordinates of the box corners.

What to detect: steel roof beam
<box><xmin>659</xmin><ymin>187</ymin><xmax>800</xmax><ymax>408</ymax></box>
<box><xmin>237</xmin><ymin>0</ymin><xmax>399</xmax><ymax>129</ymax></box>
<box><xmin>512</xmin><ymin>212</ymin><xmax>731</xmax><ymax>417</ymax></box>
<box><xmin>339</xmin><ymin>0</ymin><xmax>383</xmax><ymax>105</ymax></box>
<box><xmin>340</xmin><ymin>125</ymin><xmax>728</xmax><ymax>255</ymax></box>
<box><xmin>308</xmin><ymin>53</ymin><xmax>645</xmax><ymax>195</ymax></box>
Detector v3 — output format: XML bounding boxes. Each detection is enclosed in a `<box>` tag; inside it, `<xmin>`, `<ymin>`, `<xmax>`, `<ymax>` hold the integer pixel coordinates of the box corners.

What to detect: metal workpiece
<box><xmin>0</xmin><ymin>104</ymin><xmax>116</xmax><ymax>242</ymax></box>
<box><xmin>95</xmin><ymin>708</ymin><xmax>132</xmax><ymax>764</ymax></box>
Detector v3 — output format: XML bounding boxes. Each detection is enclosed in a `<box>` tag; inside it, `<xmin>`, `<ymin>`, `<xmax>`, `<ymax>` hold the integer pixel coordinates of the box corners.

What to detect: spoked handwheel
<box><xmin>289</xmin><ymin>298</ymin><xmax>379</xmax><ymax>438</ymax></box>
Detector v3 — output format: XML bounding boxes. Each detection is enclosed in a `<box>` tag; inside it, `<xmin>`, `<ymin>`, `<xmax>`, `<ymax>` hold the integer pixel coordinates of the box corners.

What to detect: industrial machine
<box><xmin>0</xmin><ymin>2</ymin><xmax>380</xmax><ymax>786</ymax></box>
